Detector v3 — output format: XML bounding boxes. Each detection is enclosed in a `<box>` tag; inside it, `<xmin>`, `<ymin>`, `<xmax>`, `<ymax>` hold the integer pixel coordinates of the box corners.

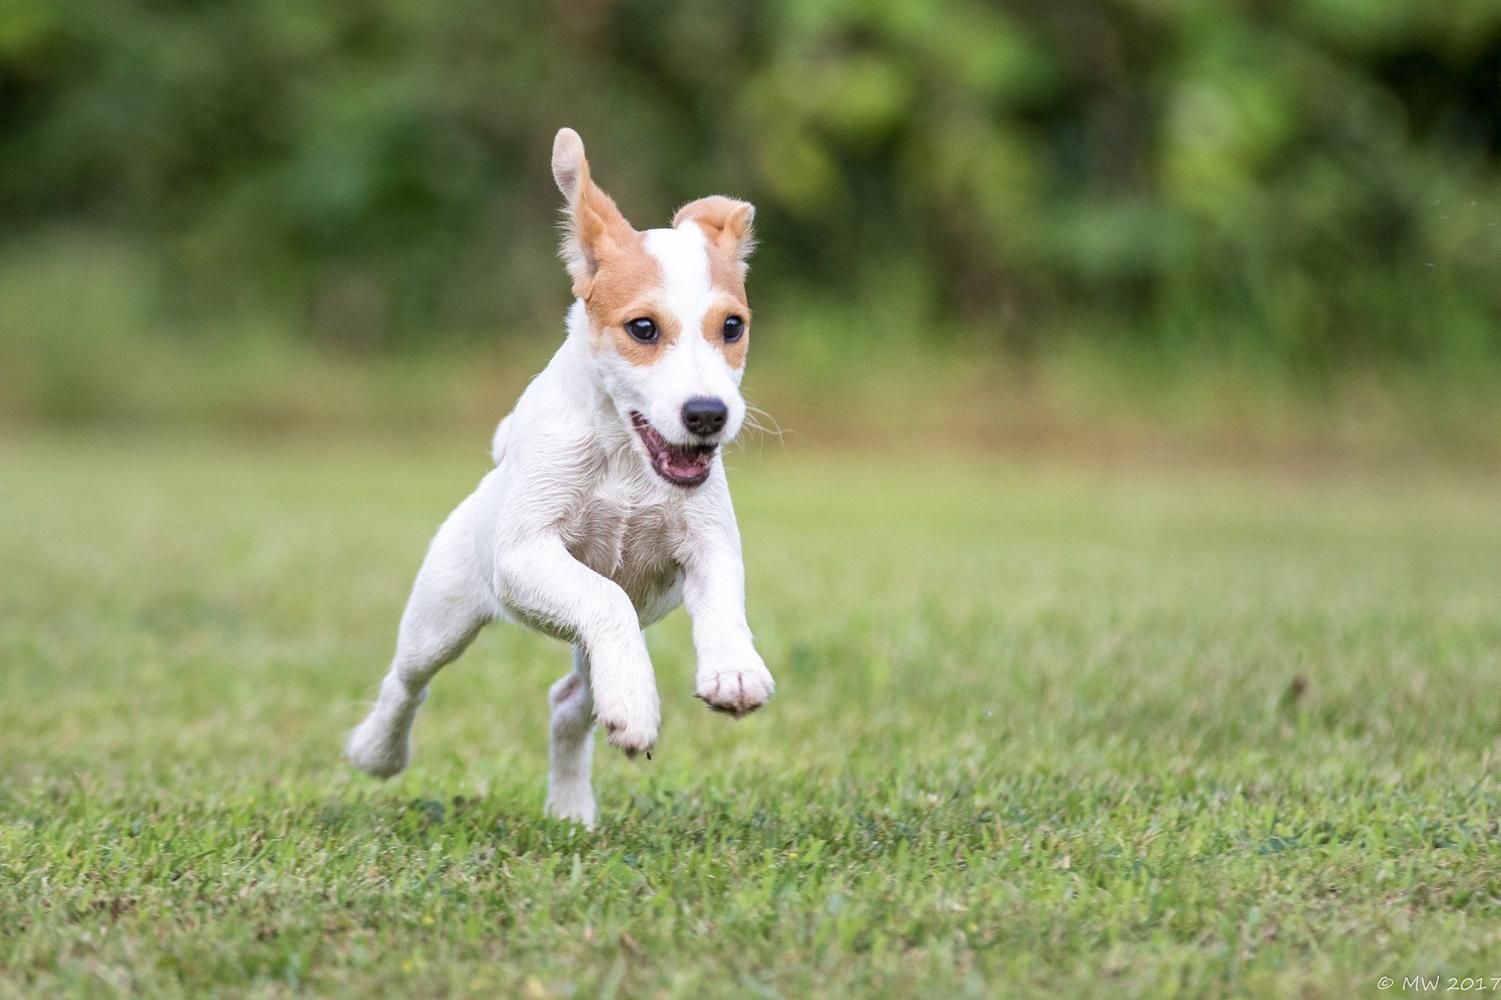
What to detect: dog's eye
<box><xmin>722</xmin><ymin>315</ymin><xmax>745</xmax><ymax>342</ymax></box>
<box><xmin>625</xmin><ymin>318</ymin><xmax>658</xmax><ymax>344</ymax></box>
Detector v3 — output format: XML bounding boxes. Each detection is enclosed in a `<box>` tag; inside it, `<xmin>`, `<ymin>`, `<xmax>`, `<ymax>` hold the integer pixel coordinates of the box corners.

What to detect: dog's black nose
<box><xmin>681</xmin><ymin>396</ymin><xmax>728</xmax><ymax>437</ymax></box>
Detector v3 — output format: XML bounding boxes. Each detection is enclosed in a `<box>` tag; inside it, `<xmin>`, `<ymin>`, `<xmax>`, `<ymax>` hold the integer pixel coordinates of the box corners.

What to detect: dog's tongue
<box><xmin>631</xmin><ymin>411</ymin><xmax>715</xmax><ymax>486</ymax></box>
<box><xmin>659</xmin><ymin>444</ymin><xmax>713</xmax><ymax>482</ymax></box>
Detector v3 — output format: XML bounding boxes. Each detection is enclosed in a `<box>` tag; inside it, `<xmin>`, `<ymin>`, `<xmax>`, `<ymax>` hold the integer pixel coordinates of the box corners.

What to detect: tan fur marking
<box><xmin>584</xmin><ymin>227</ymin><xmax>680</xmax><ymax>367</ymax></box>
<box><xmin>553</xmin><ymin>129</ymin><xmax>681</xmax><ymax>369</ymax></box>
<box><xmin>554</xmin><ymin>128</ymin><xmax>638</xmax><ymax>299</ymax></box>
<box><xmin>607</xmin><ymin>318</ymin><xmax>679</xmax><ymax>366</ymax></box>
<box><xmin>701</xmin><ymin>298</ymin><xmax>750</xmax><ymax>369</ymax></box>
<box><xmin>704</xmin><ymin>240</ymin><xmax>748</xmax><ymax>303</ymax></box>
<box><xmin>673</xmin><ymin>196</ymin><xmax>755</xmax><ymax>258</ymax></box>
<box><xmin>675</xmin><ymin>195</ymin><xmax>756</xmax><ymax>370</ymax></box>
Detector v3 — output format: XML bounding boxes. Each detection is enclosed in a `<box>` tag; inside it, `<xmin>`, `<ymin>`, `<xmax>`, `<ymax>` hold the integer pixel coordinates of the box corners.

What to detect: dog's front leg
<box><xmin>496</xmin><ymin>535</ymin><xmax>659</xmax><ymax>755</ymax></box>
<box><xmin>682</xmin><ymin>521</ymin><xmax>776</xmax><ymax>717</ymax></box>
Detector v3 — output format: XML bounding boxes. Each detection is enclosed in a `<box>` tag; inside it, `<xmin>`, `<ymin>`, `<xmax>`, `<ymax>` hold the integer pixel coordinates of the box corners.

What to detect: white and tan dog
<box><xmin>346</xmin><ymin>128</ymin><xmax>774</xmax><ymax>827</ymax></box>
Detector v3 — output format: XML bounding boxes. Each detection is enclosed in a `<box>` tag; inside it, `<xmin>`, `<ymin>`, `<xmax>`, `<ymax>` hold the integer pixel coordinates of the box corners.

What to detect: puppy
<box><xmin>346</xmin><ymin>128</ymin><xmax>775</xmax><ymax>827</ymax></box>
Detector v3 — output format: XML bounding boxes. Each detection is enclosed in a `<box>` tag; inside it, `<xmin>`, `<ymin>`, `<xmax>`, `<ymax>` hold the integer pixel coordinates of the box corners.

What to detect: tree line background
<box><xmin>3</xmin><ymin>0</ymin><xmax>1500</xmax><ymax>430</ymax></box>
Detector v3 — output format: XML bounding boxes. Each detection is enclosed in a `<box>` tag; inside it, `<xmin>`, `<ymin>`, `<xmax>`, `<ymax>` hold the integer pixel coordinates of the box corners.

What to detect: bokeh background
<box><xmin>3</xmin><ymin>0</ymin><xmax>1501</xmax><ymax>455</ymax></box>
<box><xmin>6</xmin><ymin>6</ymin><xmax>1501</xmax><ymax>993</ymax></box>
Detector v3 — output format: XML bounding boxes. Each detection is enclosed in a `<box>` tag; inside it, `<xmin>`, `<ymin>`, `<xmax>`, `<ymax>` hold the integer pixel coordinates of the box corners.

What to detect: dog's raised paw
<box><xmin>695</xmin><ymin>667</ymin><xmax>775</xmax><ymax>718</ymax></box>
<box><xmin>599</xmin><ymin>717</ymin><xmax>659</xmax><ymax>757</ymax></box>
<box><xmin>593</xmin><ymin>690</ymin><xmax>660</xmax><ymax>758</ymax></box>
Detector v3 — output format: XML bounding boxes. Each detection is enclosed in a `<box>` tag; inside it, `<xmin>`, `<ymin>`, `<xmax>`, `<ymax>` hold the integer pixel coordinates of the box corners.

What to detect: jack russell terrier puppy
<box><xmin>346</xmin><ymin>128</ymin><xmax>775</xmax><ymax>827</ymax></box>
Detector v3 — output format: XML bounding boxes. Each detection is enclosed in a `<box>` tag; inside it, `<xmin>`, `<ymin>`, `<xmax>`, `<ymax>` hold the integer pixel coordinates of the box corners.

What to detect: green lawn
<box><xmin>2</xmin><ymin>433</ymin><xmax>1499</xmax><ymax>997</ymax></box>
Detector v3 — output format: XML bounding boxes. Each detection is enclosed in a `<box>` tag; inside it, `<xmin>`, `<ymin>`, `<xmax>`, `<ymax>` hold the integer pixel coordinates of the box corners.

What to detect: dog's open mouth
<box><xmin>631</xmin><ymin>412</ymin><xmax>716</xmax><ymax>487</ymax></box>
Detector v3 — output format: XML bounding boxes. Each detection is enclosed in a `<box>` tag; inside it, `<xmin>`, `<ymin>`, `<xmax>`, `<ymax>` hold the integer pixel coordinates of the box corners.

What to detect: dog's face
<box><xmin>552</xmin><ymin>128</ymin><xmax>755</xmax><ymax>488</ymax></box>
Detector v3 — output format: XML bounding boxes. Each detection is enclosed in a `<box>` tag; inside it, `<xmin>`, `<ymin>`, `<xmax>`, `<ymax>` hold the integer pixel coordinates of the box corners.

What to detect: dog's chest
<box><xmin>560</xmin><ymin>474</ymin><xmax>685</xmax><ymax>612</ymax></box>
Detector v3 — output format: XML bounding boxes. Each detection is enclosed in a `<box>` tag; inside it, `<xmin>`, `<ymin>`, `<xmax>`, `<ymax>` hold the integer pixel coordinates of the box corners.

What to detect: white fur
<box><xmin>346</xmin><ymin>226</ymin><xmax>774</xmax><ymax>829</ymax></box>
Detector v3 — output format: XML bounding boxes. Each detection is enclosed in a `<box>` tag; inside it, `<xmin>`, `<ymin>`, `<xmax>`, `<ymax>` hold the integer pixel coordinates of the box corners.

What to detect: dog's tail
<box><xmin>490</xmin><ymin>415</ymin><xmax>512</xmax><ymax>465</ymax></box>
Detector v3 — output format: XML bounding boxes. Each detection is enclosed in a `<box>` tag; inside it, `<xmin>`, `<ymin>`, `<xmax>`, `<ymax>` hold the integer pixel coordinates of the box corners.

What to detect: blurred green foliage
<box><xmin>2</xmin><ymin>0</ymin><xmax>1501</xmax><ymax>371</ymax></box>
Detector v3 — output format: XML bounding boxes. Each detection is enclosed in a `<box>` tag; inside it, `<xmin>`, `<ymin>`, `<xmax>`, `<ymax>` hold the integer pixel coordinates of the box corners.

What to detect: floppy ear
<box><xmin>552</xmin><ymin>127</ymin><xmax>633</xmax><ymax>298</ymax></box>
<box><xmin>673</xmin><ymin>195</ymin><xmax>756</xmax><ymax>277</ymax></box>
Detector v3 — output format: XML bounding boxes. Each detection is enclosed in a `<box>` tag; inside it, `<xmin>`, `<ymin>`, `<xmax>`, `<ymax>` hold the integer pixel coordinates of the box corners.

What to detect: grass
<box><xmin>2</xmin><ymin>431</ymin><xmax>1500</xmax><ymax>997</ymax></box>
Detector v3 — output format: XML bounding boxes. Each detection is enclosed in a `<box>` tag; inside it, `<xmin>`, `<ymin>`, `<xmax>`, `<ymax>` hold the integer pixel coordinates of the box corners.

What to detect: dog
<box><xmin>346</xmin><ymin>128</ymin><xmax>775</xmax><ymax>827</ymax></box>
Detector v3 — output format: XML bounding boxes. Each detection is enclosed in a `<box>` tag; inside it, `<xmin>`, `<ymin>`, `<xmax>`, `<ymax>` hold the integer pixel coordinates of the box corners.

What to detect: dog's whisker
<box><xmin>743</xmin><ymin>400</ymin><xmax>784</xmax><ymax>438</ymax></box>
<box><xmin>733</xmin><ymin>398</ymin><xmax>785</xmax><ymax>458</ymax></box>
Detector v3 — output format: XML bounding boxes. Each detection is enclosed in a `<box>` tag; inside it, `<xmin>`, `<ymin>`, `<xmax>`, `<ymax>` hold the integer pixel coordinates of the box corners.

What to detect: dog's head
<box><xmin>552</xmin><ymin>127</ymin><xmax>755</xmax><ymax>489</ymax></box>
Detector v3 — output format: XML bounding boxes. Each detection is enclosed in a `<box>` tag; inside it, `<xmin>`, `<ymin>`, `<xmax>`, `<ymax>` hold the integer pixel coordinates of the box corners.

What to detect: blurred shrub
<box><xmin>2</xmin><ymin>0</ymin><xmax>1500</xmax><ymax>371</ymax></box>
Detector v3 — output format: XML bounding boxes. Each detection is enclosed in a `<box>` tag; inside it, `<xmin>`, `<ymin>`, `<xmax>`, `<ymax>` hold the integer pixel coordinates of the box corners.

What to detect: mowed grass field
<box><xmin>2</xmin><ymin>432</ymin><xmax>1500</xmax><ymax>998</ymax></box>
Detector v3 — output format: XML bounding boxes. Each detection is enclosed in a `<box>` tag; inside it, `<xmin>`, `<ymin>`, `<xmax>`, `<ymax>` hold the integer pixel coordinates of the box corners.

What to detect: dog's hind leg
<box><xmin>347</xmin><ymin>497</ymin><xmax>493</xmax><ymax>778</ymax></box>
<box><xmin>545</xmin><ymin>646</ymin><xmax>596</xmax><ymax>827</ymax></box>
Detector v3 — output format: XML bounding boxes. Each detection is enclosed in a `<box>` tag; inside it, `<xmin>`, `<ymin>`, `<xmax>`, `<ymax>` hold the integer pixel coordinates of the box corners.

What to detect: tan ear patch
<box><xmin>552</xmin><ymin>127</ymin><xmax>637</xmax><ymax>298</ymax></box>
<box><xmin>673</xmin><ymin>196</ymin><xmax>756</xmax><ymax>281</ymax></box>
